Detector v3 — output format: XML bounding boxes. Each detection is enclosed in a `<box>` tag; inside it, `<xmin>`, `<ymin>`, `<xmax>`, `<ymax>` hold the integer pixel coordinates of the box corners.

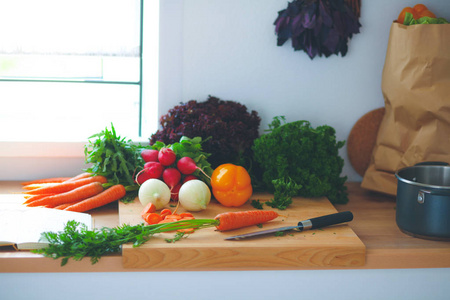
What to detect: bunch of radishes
<box><xmin>135</xmin><ymin>147</ymin><xmax>208</xmax><ymax>201</ymax></box>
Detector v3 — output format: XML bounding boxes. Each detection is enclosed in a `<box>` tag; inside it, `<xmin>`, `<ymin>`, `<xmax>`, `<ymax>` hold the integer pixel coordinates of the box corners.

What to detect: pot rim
<box><xmin>395</xmin><ymin>165</ymin><xmax>450</xmax><ymax>191</ymax></box>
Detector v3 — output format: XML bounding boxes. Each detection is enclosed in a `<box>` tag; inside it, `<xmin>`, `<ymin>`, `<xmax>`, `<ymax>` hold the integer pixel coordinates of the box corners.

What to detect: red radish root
<box><xmin>141</xmin><ymin>149</ymin><xmax>159</xmax><ymax>162</ymax></box>
<box><xmin>158</xmin><ymin>148</ymin><xmax>176</xmax><ymax>166</ymax></box>
<box><xmin>177</xmin><ymin>157</ymin><xmax>211</xmax><ymax>179</ymax></box>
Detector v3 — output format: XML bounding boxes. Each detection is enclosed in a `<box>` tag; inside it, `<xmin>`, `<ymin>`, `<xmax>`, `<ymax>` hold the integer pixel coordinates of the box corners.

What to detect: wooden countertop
<box><xmin>0</xmin><ymin>181</ymin><xmax>449</xmax><ymax>273</ymax></box>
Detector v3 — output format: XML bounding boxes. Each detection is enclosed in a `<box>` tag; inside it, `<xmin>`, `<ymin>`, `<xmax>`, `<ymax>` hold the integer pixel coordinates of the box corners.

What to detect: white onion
<box><xmin>178</xmin><ymin>180</ymin><xmax>211</xmax><ymax>212</ymax></box>
<box><xmin>138</xmin><ymin>178</ymin><xmax>171</xmax><ymax>210</ymax></box>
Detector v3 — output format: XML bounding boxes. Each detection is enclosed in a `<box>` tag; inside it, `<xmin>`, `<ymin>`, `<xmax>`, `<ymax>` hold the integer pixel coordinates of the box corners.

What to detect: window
<box><xmin>0</xmin><ymin>0</ymin><xmax>158</xmax><ymax>142</ymax></box>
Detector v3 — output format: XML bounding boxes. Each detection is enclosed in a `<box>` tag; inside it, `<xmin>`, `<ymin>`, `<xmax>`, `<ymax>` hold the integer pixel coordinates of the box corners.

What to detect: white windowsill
<box><xmin>0</xmin><ymin>137</ymin><xmax>150</xmax><ymax>158</ymax></box>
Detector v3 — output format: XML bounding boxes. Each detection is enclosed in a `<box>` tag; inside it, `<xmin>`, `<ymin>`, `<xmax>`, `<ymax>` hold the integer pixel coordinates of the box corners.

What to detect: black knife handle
<box><xmin>298</xmin><ymin>211</ymin><xmax>353</xmax><ymax>230</ymax></box>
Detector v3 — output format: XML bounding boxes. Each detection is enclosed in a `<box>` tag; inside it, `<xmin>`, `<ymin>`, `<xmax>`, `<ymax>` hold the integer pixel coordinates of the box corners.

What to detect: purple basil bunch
<box><xmin>274</xmin><ymin>0</ymin><xmax>361</xmax><ymax>59</ymax></box>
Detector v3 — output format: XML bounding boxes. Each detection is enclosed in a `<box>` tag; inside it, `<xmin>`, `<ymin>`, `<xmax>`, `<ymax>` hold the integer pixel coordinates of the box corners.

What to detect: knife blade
<box><xmin>224</xmin><ymin>211</ymin><xmax>353</xmax><ymax>240</ymax></box>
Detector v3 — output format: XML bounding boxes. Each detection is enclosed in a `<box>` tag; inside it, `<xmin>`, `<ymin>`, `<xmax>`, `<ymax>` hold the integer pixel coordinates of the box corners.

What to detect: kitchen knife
<box><xmin>224</xmin><ymin>211</ymin><xmax>353</xmax><ymax>240</ymax></box>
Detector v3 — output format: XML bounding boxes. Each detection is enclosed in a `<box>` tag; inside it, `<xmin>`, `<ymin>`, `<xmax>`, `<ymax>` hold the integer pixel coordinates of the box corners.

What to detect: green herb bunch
<box><xmin>33</xmin><ymin>219</ymin><xmax>219</xmax><ymax>266</ymax></box>
<box><xmin>252</xmin><ymin>117</ymin><xmax>348</xmax><ymax>209</ymax></box>
<box><xmin>84</xmin><ymin>124</ymin><xmax>143</xmax><ymax>202</ymax></box>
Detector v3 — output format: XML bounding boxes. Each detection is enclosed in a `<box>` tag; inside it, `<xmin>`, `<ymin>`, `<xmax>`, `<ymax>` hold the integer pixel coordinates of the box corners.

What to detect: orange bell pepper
<box><xmin>210</xmin><ymin>163</ymin><xmax>253</xmax><ymax>207</ymax></box>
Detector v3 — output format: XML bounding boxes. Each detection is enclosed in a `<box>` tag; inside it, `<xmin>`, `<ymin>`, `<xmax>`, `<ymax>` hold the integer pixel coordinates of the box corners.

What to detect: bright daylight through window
<box><xmin>0</xmin><ymin>0</ymin><xmax>158</xmax><ymax>142</ymax></box>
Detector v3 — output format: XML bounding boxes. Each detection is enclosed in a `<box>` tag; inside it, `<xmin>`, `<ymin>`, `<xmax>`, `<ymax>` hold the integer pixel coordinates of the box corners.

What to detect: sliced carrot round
<box><xmin>145</xmin><ymin>213</ymin><xmax>163</xmax><ymax>225</ymax></box>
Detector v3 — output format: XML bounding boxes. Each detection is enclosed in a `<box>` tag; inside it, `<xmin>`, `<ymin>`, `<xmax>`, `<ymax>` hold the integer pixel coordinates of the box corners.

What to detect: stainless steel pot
<box><xmin>395</xmin><ymin>162</ymin><xmax>450</xmax><ymax>240</ymax></box>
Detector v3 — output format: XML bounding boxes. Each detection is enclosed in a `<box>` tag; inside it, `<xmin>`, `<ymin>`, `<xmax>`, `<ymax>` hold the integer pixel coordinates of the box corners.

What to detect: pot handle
<box><xmin>415</xmin><ymin>161</ymin><xmax>449</xmax><ymax>166</ymax></box>
<box><xmin>417</xmin><ymin>189</ymin><xmax>450</xmax><ymax>204</ymax></box>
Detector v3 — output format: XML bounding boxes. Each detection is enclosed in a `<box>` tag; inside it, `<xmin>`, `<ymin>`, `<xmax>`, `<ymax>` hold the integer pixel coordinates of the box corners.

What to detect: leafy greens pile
<box><xmin>274</xmin><ymin>0</ymin><xmax>361</xmax><ymax>59</ymax></box>
<box><xmin>403</xmin><ymin>12</ymin><xmax>449</xmax><ymax>25</ymax></box>
<box><xmin>252</xmin><ymin>117</ymin><xmax>348</xmax><ymax>209</ymax></box>
<box><xmin>150</xmin><ymin>95</ymin><xmax>261</xmax><ymax>168</ymax></box>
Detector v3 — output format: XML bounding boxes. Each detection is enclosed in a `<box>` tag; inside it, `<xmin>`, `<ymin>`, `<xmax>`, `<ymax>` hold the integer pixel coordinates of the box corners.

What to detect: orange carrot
<box><xmin>24</xmin><ymin>176</ymin><xmax>108</xmax><ymax>195</ymax></box>
<box><xmin>179</xmin><ymin>212</ymin><xmax>194</xmax><ymax>218</ymax></box>
<box><xmin>21</xmin><ymin>177</ymin><xmax>71</xmax><ymax>186</ymax></box>
<box><xmin>54</xmin><ymin>202</ymin><xmax>80</xmax><ymax>210</ymax></box>
<box><xmin>160</xmin><ymin>208</ymin><xmax>172</xmax><ymax>219</ymax></box>
<box><xmin>145</xmin><ymin>213</ymin><xmax>163</xmax><ymax>225</ymax></box>
<box><xmin>65</xmin><ymin>172</ymin><xmax>92</xmax><ymax>182</ymax></box>
<box><xmin>141</xmin><ymin>202</ymin><xmax>157</xmax><ymax>218</ymax></box>
<box><xmin>64</xmin><ymin>184</ymin><xmax>126</xmax><ymax>212</ymax></box>
<box><xmin>164</xmin><ymin>214</ymin><xmax>182</xmax><ymax>221</ymax></box>
<box><xmin>27</xmin><ymin>182</ymin><xmax>104</xmax><ymax>208</ymax></box>
<box><xmin>157</xmin><ymin>219</ymin><xmax>176</xmax><ymax>224</ymax></box>
<box><xmin>214</xmin><ymin>210</ymin><xmax>279</xmax><ymax>231</ymax></box>
<box><xmin>22</xmin><ymin>183</ymin><xmax>61</xmax><ymax>190</ymax></box>
<box><xmin>22</xmin><ymin>194</ymin><xmax>56</xmax><ymax>204</ymax></box>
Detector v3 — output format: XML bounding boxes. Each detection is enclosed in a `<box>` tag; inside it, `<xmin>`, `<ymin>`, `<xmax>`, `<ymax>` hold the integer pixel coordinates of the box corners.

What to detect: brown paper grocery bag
<box><xmin>361</xmin><ymin>22</ymin><xmax>450</xmax><ymax>196</ymax></box>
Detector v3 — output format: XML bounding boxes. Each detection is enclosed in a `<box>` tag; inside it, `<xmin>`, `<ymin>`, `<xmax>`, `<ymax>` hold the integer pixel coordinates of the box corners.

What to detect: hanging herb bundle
<box><xmin>274</xmin><ymin>0</ymin><xmax>361</xmax><ymax>59</ymax></box>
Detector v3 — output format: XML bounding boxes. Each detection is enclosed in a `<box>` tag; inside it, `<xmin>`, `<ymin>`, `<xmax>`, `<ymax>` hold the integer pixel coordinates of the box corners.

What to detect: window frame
<box><xmin>0</xmin><ymin>0</ymin><xmax>159</xmax><ymax>180</ymax></box>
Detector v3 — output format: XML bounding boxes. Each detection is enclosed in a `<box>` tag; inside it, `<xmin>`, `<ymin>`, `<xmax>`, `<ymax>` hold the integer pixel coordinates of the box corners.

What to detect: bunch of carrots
<box><xmin>21</xmin><ymin>173</ymin><xmax>126</xmax><ymax>212</ymax></box>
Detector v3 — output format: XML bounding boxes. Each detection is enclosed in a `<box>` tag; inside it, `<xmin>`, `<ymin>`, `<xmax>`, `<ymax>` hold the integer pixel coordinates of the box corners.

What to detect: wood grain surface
<box><xmin>2</xmin><ymin>181</ymin><xmax>449</xmax><ymax>272</ymax></box>
<box><xmin>119</xmin><ymin>194</ymin><xmax>366</xmax><ymax>270</ymax></box>
<box><xmin>335</xmin><ymin>183</ymin><xmax>450</xmax><ymax>269</ymax></box>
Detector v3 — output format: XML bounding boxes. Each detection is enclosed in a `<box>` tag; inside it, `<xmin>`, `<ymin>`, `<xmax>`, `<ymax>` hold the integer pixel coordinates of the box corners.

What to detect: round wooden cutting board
<box><xmin>347</xmin><ymin>107</ymin><xmax>385</xmax><ymax>177</ymax></box>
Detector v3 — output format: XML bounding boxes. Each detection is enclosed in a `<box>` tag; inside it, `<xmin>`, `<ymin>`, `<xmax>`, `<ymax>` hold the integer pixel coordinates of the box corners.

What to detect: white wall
<box><xmin>159</xmin><ymin>0</ymin><xmax>450</xmax><ymax>182</ymax></box>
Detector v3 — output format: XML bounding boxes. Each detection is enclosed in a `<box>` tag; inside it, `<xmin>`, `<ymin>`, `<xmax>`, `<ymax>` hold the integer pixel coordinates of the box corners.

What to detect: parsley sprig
<box><xmin>33</xmin><ymin>219</ymin><xmax>219</xmax><ymax>266</ymax></box>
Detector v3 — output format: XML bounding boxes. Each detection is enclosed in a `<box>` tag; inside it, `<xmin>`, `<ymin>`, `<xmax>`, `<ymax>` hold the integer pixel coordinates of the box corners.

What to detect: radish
<box><xmin>134</xmin><ymin>161</ymin><xmax>163</xmax><ymax>185</ymax></box>
<box><xmin>178</xmin><ymin>180</ymin><xmax>211</xmax><ymax>212</ymax></box>
<box><xmin>136</xmin><ymin>171</ymin><xmax>152</xmax><ymax>185</ymax></box>
<box><xmin>176</xmin><ymin>157</ymin><xmax>198</xmax><ymax>175</ymax></box>
<box><xmin>183</xmin><ymin>174</ymin><xmax>198</xmax><ymax>184</ymax></box>
<box><xmin>141</xmin><ymin>149</ymin><xmax>159</xmax><ymax>162</ymax></box>
<box><xmin>138</xmin><ymin>179</ymin><xmax>171</xmax><ymax>210</ymax></box>
<box><xmin>177</xmin><ymin>156</ymin><xmax>211</xmax><ymax>180</ymax></box>
<box><xmin>143</xmin><ymin>161</ymin><xmax>164</xmax><ymax>178</ymax></box>
<box><xmin>158</xmin><ymin>148</ymin><xmax>176</xmax><ymax>166</ymax></box>
<box><xmin>170</xmin><ymin>183</ymin><xmax>182</xmax><ymax>201</ymax></box>
<box><xmin>162</xmin><ymin>168</ymin><xmax>181</xmax><ymax>190</ymax></box>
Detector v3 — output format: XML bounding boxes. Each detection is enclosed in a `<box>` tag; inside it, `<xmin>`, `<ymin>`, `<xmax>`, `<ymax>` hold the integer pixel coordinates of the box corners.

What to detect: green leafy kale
<box><xmin>252</xmin><ymin>117</ymin><xmax>348</xmax><ymax>208</ymax></box>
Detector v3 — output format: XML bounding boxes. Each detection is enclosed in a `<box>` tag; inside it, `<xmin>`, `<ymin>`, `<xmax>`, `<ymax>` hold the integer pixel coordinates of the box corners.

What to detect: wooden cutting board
<box><xmin>119</xmin><ymin>194</ymin><xmax>366</xmax><ymax>270</ymax></box>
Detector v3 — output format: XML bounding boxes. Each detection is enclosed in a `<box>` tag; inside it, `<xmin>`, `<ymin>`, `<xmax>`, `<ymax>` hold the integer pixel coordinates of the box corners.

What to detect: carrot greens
<box><xmin>84</xmin><ymin>124</ymin><xmax>144</xmax><ymax>203</ymax></box>
<box><xmin>33</xmin><ymin>219</ymin><xmax>219</xmax><ymax>266</ymax></box>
